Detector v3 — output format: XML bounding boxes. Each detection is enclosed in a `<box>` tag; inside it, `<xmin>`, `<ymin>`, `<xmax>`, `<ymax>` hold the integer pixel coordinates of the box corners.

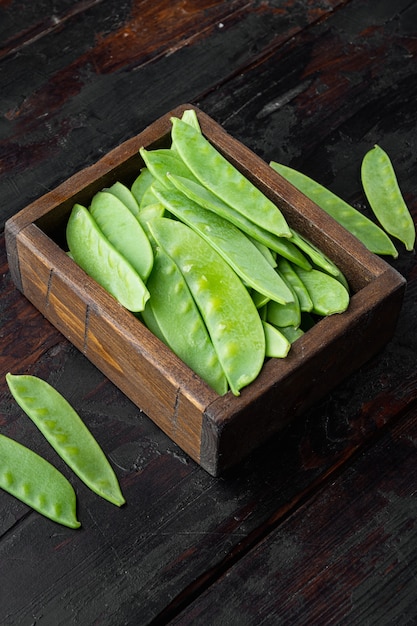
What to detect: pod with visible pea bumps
<box><xmin>152</xmin><ymin>184</ymin><xmax>294</xmax><ymax>305</ymax></box>
<box><xmin>148</xmin><ymin>218</ymin><xmax>265</xmax><ymax>396</ymax></box>
<box><xmin>361</xmin><ymin>144</ymin><xmax>415</xmax><ymax>251</ymax></box>
<box><xmin>66</xmin><ymin>203</ymin><xmax>150</xmax><ymax>312</ymax></box>
<box><xmin>6</xmin><ymin>373</ymin><xmax>125</xmax><ymax>507</ymax></box>
<box><xmin>90</xmin><ymin>190</ymin><xmax>154</xmax><ymax>281</ymax></box>
<box><xmin>142</xmin><ymin>248</ymin><xmax>228</xmax><ymax>395</ymax></box>
<box><xmin>0</xmin><ymin>433</ymin><xmax>80</xmax><ymax>528</ymax></box>
<box><xmin>171</xmin><ymin>117</ymin><xmax>292</xmax><ymax>239</ymax></box>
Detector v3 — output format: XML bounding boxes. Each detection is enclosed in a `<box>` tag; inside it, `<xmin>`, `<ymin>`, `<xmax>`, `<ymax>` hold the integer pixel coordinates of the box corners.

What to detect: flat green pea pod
<box><xmin>90</xmin><ymin>190</ymin><xmax>154</xmax><ymax>281</ymax></box>
<box><xmin>153</xmin><ymin>184</ymin><xmax>294</xmax><ymax>305</ymax></box>
<box><xmin>106</xmin><ymin>181</ymin><xmax>141</xmax><ymax>218</ymax></box>
<box><xmin>181</xmin><ymin>108</ymin><xmax>201</xmax><ymax>132</ymax></box>
<box><xmin>292</xmin><ymin>266</ymin><xmax>350</xmax><ymax>316</ymax></box>
<box><xmin>168</xmin><ymin>173</ymin><xmax>311</xmax><ymax>270</ymax></box>
<box><xmin>142</xmin><ymin>249</ymin><xmax>228</xmax><ymax>395</ymax></box>
<box><xmin>6</xmin><ymin>373</ymin><xmax>125</xmax><ymax>507</ymax></box>
<box><xmin>270</xmin><ymin>161</ymin><xmax>398</xmax><ymax>258</ymax></box>
<box><xmin>139</xmin><ymin>147</ymin><xmax>198</xmax><ymax>189</ymax></box>
<box><xmin>262</xmin><ymin>321</ymin><xmax>291</xmax><ymax>358</ymax></box>
<box><xmin>278</xmin><ymin>325</ymin><xmax>304</xmax><ymax>343</ymax></box>
<box><xmin>148</xmin><ymin>218</ymin><xmax>265</xmax><ymax>396</ymax></box>
<box><xmin>67</xmin><ymin>204</ymin><xmax>150</xmax><ymax>312</ymax></box>
<box><xmin>277</xmin><ymin>258</ymin><xmax>313</xmax><ymax>312</ymax></box>
<box><xmin>361</xmin><ymin>145</ymin><xmax>415</xmax><ymax>252</ymax></box>
<box><xmin>140</xmin><ymin>183</ymin><xmax>160</xmax><ymax>209</ymax></box>
<box><xmin>131</xmin><ymin>167</ymin><xmax>155</xmax><ymax>206</ymax></box>
<box><xmin>0</xmin><ymin>433</ymin><xmax>80</xmax><ymax>529</ymax></box>
<box><xmin>267</xmin><ymin>287</ymin><xmax>301</xmax><ymax>329</ymax></box>
<box><xmin>171</xmin><ymin>117</ymin><xmax>292</xmax><ymax>239</ymax></box>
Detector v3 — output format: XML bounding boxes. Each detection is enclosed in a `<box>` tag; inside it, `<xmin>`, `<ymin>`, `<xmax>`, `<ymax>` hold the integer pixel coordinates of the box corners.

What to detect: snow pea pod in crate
<box><xmin>148</xmin><ymin>217</ymin><xmax>265</xmax><ymax>396</ymax></box>
<box><xmin>6</xmin><ymin>373</ymin><xmax>125</xmax><ymax>507</ymax></box>
<box><xmin>66</xmin><ymin>203</ymin><xmax>150</xmax><ymax>312</ymax></box>
<box><xmin>142</xmin><ymin>248</ymin><xmax>228</xmax><ymax>396</ymax></box>
<box><xmin>152</xmin><ymin>184</ymin><xmax>294</xmax><ymax>306</ymax></box>
<box><xmin>0</xmin><ymin>432</ymin><xmax>80</xmax><ymax>528</ymax></box>
<box><xmin>167</xmin><ymin>173</ymin><xmax>311</xmax><ymax>270</ymax></box>
<box><xmin>171</xmin><ymin>117</ymin><xmax>292</xmax><ymax>239</ymax></box>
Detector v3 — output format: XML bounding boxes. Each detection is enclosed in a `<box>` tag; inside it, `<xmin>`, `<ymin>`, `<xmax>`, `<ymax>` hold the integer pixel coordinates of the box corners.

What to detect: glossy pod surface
<box><xmin>361</xmin><ymin>144</ymin><xmax>416</xmax><ymax>252</ymax></box>
<box><xmin>148</xmin><ymin>218</ymin><xmax>265</xmax><ymax>396</ymax></box>
<box><xmin>0</xmin><ymin>433</ymin><xmax>80</xmax><ymax>528</ymax></box>
<box><xmin>66</xmin><ymin>203</ymin><xmax>150</xmax><ymax>312</ymax></box>
<box><xmin>6</xmin><ymin>373</ymin><xmax>125</xmax><ymax>507</ymax></box>
<box><xmin>171</xmin><ymin>118</ymin><xmax>292</xmax><ymax>239</ymax></box>
<box><xmin>142</xmin><ymin>248</ymin><xmax>228</xmax><ymax>395</ymax></box>
<box><xmin>153</xmin><ymin>184</ymin><xmax>294</xmax><ymax>305</ymax></box>
<box><xmin>271</xmin><ymin>161</ymin><xmax>399</xmax><ymax>257</ymax></box>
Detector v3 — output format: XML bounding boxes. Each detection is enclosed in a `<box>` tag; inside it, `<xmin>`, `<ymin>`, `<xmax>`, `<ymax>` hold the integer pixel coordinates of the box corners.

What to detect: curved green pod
<box><xmin>90</xmin><ymin>190</ymin><xmax>154</xmax><ymax>281</ymax></box>
<box><xmin>139</xmin><ymin>147</ymin><xmax>198</xmax><ymax>188</ymax></box>
<box><xmin>167</xmin><ymin>173</ymin><xmax>311</xmax><ymax>270</ymax></box>
<box><xmin>0</xmin><ymin>433</ymin><xmax>80</xmax><ymax>528</ymax></box>
<box><xmin>171</xmin><ymin>117</ymin><xmax>292</xmax><ymax>239</ymax></box>
<box><xmin>277</xmin><ymin>258</ymin><xmax>313</xmax><ymax>312</ymax></box>
<box><xmin>6</xmin><ymin>373</ymin><xmax>125</xmax><ymax>507</ymax></box>
<box><xmin>106</xmin><ymin>181</ymin><xmax>141</xmax><ymax>218</ymax></box>
<box><xmin>66</xmin><ymin>204</ymin><xmax>150</xmax><ymax>312</ymax></box>
<box><xmin>270</xmin><ymin>161</ymin><xmax>398</xmax><ymax>258</ymax></box>
<box><xmin>148</xmin><ymin>218</ymin><xmax>265</xmax><ymax>396</ymax></box>
<box><xmin>153</xmin><ymin>185</ymin><xmax>294</xmax><ymax>305</ymax></box>
<box><xmin>292</xmin><ymin>266</ymin><xmax>350</xmax><ymax>316</ymax></box>
<box><xmin>131</xmin><ymin>167</ymin><xmax>155</xmax><ymax>206</ymax></box>
<box><xmin>361</xmin><ymin>145</ymin><xmax>415</xmax><ymax>252</ymax></box>
<box><xmin>262</xmin><ymin>321</ymin><xmax>291</xmax><ymax>358</ymax></box>
<box><xmin>142</xmin><ymin>249</ymin><xmax>228</xmax><ymax>395</ymax></box>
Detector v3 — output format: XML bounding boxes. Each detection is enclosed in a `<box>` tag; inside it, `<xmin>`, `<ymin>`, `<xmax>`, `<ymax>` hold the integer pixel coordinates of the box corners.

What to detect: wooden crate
<box><xmin>5</xmin><ymin>104</ymin><xmax>406</xmax><ymax>476</ymax></box>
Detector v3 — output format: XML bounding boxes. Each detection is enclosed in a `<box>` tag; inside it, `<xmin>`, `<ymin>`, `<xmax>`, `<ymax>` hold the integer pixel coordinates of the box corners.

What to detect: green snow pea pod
<box><xmin>136</xmin><ymin>202</ymin><xmax>166</xmax><ymax>235</ymax></box>
<box><xmin>90</xmin><ymin>190</ymin><xmax>154</xmax><ymax>281</ymax></box>
<box><xmin>171</xmin><ymin>117</ymin><xmax>292</xmax><ymax>238</ymax></box>
<box><xmin>139</xmin><ymin>147</ymin><xmax>198</xmax><ymax>188</ymax></box>
<box><xmin>148</xmin><ymin>218</ymin><xmax>265</xmax><ymax>396</ymax></box>
<box><xmin>140</xmin><ymin>183</ymin><xmax>160</xmax><ymax>209</ymax></box>
<box><xmin>361</xmin><ymin>144</ymin><xmax>415</xmax><ymax>251</ymax></box>
<box><xmin>0</xmin><ymin>433</ymin><xmax>80</xmax><ymax>528</ymax></box>
<box><xmin>267</xmin><ymin>287</ymin><xmax>301</xmax><ymax>329</ymax></box>
<box><xmin>106</xmin><ymin>181</ymin><xmax>140</xmax><ymax>218</ymax></box>
<box><xmin>290</xmin><ymin>229</ymin><xmax>349</xmax><ymax>290</ymax></box>
<box><xmin>168</xmin><ymin>173</ymin><xmax>311</xmax><ymax>270</ymax></box>
<box><xmin>6</xmin><ymin>373</ymin><xmax>125</xmax><ymax>507</ymax></box>
<box><xmin>292</xmin><ymin>266</ymin><xmax>350</xmax><ymax>316</ymax></box>
<box><xmin>131</xmin><ymin>167</ymin><xmax>155</xmax><ymax>206</ymax></box>
<box><xmin>277</xmin><ymin>258</ymin><xmax>313</xmax><ymax>312</ymax></box>
<box><xmin>271</xmin><ymin>161</ymin><xmax>398</xmax><ymax>258</ymax></box>
<box><xmin>262</xmin><ymin>321</ymin><xmax>291</xmax><ymax>358</ymax></box>
<box><xmin>66</xmin><ymin>204</ymin><xmax>149</xmax><ymax>312</ymax></box>
<box><xmin>142</xmin><ymin>249</ymin><xmax>228</xmax><ymax>395</ymax></box>
<box><xmin>153</xmin><ymin>184</ymin><xmax>294</xmax><ymax>305</ymax></box>
<box><xmin>278</xmin><ymin>325</ymin><xmax>305</xmax><ymax>343</ymax></box>
<box><xmin>180</xmin><ymin>108</ymin><xmax>201</xmax><ymax>132</ymax></box>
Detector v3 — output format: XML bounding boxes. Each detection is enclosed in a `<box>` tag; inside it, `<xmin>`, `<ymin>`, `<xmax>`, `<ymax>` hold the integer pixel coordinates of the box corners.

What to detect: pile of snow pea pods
<box><xmin>67</xmin><ymin>109</ymin><xmax>359</xmax><ymax>396</ymax></box>
<box><xmin>2</xmin><ymin>373</ymin><xmax>125</xmax><ymax>528</ymax></box>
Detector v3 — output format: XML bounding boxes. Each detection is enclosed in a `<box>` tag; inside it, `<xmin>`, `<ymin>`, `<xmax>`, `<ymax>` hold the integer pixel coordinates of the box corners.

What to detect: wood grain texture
<box><xmin>1</xmin><ymin>0</ymin><xmax>417</xmax><ymax>623</ymax></box>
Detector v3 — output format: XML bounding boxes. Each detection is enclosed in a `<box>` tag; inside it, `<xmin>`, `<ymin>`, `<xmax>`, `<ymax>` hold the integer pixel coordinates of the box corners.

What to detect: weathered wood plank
<box><xmin>166</xmin><ymin>408</ymin><xmax>417</xmax><ymax>625</ymax></box>
<box><xmin>0</xmin><ymin>0</ymin><xmax>346</xmax><ymax>228</ymax></box>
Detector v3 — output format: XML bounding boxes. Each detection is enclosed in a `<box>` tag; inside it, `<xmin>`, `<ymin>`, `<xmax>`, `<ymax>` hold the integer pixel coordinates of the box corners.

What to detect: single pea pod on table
<box><xmin>0</xmin><ymin>432</ymin><xmax>80</xmax><ymax>529</ymax></box>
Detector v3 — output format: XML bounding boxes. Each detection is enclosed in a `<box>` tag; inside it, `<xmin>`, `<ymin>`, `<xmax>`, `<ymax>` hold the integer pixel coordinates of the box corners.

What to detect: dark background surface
<box><xmin>1</xmin><ymin>1</ymin><xmax>416</xmax><ymax>624</ymax></box>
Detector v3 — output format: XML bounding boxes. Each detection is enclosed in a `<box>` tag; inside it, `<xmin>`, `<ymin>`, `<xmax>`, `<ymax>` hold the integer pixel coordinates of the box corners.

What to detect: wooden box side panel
<box><xmin>202</xmin><ymin>269</ymin><xmax>406</xmax><ymax>475</ymax></box>
<box><xmin>14</xmin><ymin>224</ymin><xmax>219</xmax><ymax>465</ymax></box>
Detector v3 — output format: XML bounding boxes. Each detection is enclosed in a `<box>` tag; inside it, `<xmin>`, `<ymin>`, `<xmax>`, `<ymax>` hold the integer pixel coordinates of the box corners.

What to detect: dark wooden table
<box><xmin>1</xmin><ymin>1</ymin><xmax>417</xmax><ymax>624</ymax></box>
